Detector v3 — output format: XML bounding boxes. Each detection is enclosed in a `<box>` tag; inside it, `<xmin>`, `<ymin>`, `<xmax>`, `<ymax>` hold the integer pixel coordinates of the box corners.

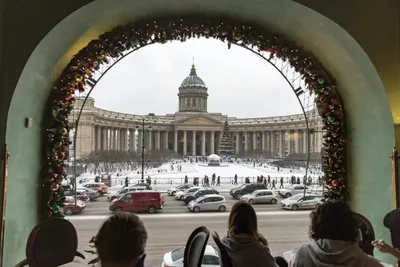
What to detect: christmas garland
<box><xmin>45</xmin><ymin>16</ymin><xmax>346</xmax><ymax>217</ymax></box>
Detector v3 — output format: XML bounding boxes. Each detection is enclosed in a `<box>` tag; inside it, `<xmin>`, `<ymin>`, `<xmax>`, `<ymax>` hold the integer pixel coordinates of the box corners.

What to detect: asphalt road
<box><xmin>65</xmin><ymin>194</ymin><xmax>312</xmax><ymax>266</ymax></box>
<box><xmin>76</xmin><ymin>193</ymin><xmax>284</xmax><ymax>216</ymax></box>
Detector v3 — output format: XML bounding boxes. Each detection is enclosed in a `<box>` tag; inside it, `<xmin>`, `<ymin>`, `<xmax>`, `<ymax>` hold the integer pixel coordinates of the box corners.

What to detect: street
<box><xmin>65</xmin><ymin>194</ymin><xmax>312</xmax><ymax>266</ymax></box>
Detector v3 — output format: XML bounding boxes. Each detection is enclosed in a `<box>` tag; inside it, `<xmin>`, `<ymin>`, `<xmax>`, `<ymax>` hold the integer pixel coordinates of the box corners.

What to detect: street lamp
<box><xmin>136</xmin><ymin>118</ymin><xmax>152</xmax><ymax>182</ymax></box>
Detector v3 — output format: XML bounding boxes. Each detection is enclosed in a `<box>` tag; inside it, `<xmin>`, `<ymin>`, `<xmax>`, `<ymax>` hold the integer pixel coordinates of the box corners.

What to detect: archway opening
<box><xmin>45</xmin><ymin>16</ymin><xmax>346</xmax><ymax>219</ymax></box>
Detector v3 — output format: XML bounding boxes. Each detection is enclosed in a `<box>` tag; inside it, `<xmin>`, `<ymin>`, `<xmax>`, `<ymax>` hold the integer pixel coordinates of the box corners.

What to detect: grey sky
<box><xmin>90</xmin><ymin>38</ymin><xmax>304</xmax><ymax>118</ymax></box>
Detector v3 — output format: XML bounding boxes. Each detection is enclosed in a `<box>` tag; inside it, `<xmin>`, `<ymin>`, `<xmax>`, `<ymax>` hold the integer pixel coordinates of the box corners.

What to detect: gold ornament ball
<box><xmin>50</xmin><ymin>183</ymin><xmax>59</xmax><ymax>191</ymax></box>
<box><xmin>60</xmin><ymin>128</ymin><xmax>68</xmax><ymax>136</ymax></box>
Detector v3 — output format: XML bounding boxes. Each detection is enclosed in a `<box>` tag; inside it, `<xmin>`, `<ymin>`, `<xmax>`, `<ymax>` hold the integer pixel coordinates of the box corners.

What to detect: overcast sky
<box><xmin>90</xmin><ymin>38</ymin><xmax>304</xmax><ymax>118</ymax></box>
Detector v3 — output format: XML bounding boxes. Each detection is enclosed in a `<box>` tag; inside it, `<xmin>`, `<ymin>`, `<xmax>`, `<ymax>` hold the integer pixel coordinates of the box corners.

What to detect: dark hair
<box><xmin>228</xmin><ymin>200</ymin><xmax>268</xmax><ymax>246</ymax></box>
<box><xmin>309</xmin><ymin>201</ymin><xmax>358</xmax><ymax>242</ymax></box>
<box><xmin>95</xmin><ymin>212</ymin><xmax>147</xmax><ymax>265</ymax></box>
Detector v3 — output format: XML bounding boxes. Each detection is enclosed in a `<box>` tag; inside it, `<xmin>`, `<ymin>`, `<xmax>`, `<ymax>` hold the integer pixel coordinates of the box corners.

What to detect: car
<box><xmin>240</xmin><ymin>189</ymin><xmax>278</xmax><ymax>205</ymax></box>
<box><xmin>188</xmin><ymin>194</ymin><xmax>227</xmax><ymax>212</ymax></box>
<box><xmin>77</xmin><ymin>187</ymin><xmax>99</xmax><ymax>201</ymax></box>
<box><xmin>162</xmin><ymin>245</ymin><xmax>220</xmax><ymax>267</ymax></box>
<box><xmin>62</xmin><ymin>196</ymin><xmax>86</xmax><ymax>215</ymax></box>
<box><xmin>107</xmin><ymin>186</ymin><xmax>147</xmax><ymax>201</ymax></box>
<box><xmin>64</xmin><ymin>189</ymin><xmax>88</xmax><ymax>201</ymax></box>
<box><xmin>277</xmin><ymin>185</ymin><xmax>309</xmax><ymax>198</ymax></box>
<box><xmin>83</xmin><ymin>182</ymin><xmax>108</xmax><ymax>196</ymax></box>
<box><xmin>167</xmin><ymin>184</ymin><xmax>193</xmax><ymax>196</ymax></box>
<box><xmin>280</xmin><ymin>194</ymin><xmax>322</xmax><ymax>210</ymax></box>
<box><xmin>183</xmin><ymin>188</ymin><xmax>220</xmax><ymax>204</ymax></box>
<box><xmin>135</xmin><ymin>182</ymin><xmax>152</xmax><ymax>190</ymax></box>
<box><xmin>229</xmin><ymin>183</ymin><xmax>267</xmax><ymax>199</ymax></box>
<box><xmin>174</xmin><ymin>186</ymin><xmax>202</xmax><ymax>200</ymax></box>
<box><xmin>109</xmin><ymin>191</ymin><xmax>163</xmax><ymax>214</ymax></box>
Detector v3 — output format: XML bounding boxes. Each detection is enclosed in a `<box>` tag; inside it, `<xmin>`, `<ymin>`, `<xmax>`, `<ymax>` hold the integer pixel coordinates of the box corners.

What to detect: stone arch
<box><xmin>3</xmin><ymin>0</ymin><xmax>394</xmax><ymax>265</ymax></box>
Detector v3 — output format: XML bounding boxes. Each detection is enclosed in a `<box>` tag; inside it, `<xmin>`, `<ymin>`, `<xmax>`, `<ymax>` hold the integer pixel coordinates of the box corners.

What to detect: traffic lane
<box><xmin>69</xmin><ymin>212</ymin><xmax>310</xmax><ymax>267</ymax></box>
<box><xmin>79</xmin><ymin>194</ymin><xmax>285</xmax><ymax>215</ymax></box>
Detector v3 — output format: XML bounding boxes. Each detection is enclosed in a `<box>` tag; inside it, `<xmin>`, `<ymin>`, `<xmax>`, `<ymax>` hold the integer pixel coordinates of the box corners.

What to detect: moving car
<box><xmin>107</xmin><ymin>186</ymin><xmax>147</xmax><ymax>201</ymax></box>
<box><xmin>83</xmin><ymin>182</ymin><xmax>108</xmax><ymax>196</ymax></box>
<box><xmin>167</xmin><ymin>184</ymin><xmax>193</xmax><ymax>196</ymax></box>
<box><xmin>241</xmin><ymin>189</ymin><xmax>278</xmax><ymax>205</ymax></box>
<box><xmin>62</xmin><ymin>196</ymin><xmax>86</xmax><ymax>215</ymax></box>
<box><xmin>277</xmin><ymin>185</ymin><xmax>309</xmax><ymax>198</ymax></box>
<box><xmin>229</xmin><ymin>183</ymin><xmax>267</xmax><ymax>199</ymax></box>
<box><xmin>77</xmin><ymin>187</ymin><xmax>99</xmax><ymax>201</ymax></box>
<box><xmin>188</xmin><ymin>194</ymin><xmax>227</xmax><ymax>212</ymax></box>
<box><xmin>162</xmin><ymin>245</ymin><xmax>220</xmax><ymax>267</ymax></box>
<box><xmin>109</xmin><ymin>191</ymin><xmax>163</xmax><ymax>214</ymax></box>
<box><xmin>280</xmin><ymin>194</ymin><xmax>321</xmax><ymax>210</ymax></box>
<box><xmin>174</xmin><ymin>186</ymin><xmax>202</xmax><ymax>200</ymax></box>
<box><xmin>183</xmin><ymin>188</ymin><xmax>219</xmax><ymax>204</ymax></box>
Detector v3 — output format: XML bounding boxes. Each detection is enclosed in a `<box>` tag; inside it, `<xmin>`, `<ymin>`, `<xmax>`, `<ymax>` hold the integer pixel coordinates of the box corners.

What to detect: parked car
<box><xmin>162</xmin><ymin>245</ymin><xmax>220</xmax><ymax>267</ymax></box>
<box><xmin>278</xmin><ymin>185</ymin><xmax>309</xmax><ymax>198</ymax></box>
<box><xmin>280</xmin><ymin>193</ymin><xmax>322</xmax><ymax>210</ymax></box>
<box><xmin>107</xmin><ymin>186</ymin><xmax>147</xmax><ymax>201</ymax></box>
<box><xmin>77</xmin><ymin>187</ymin><xmax>99</xmax><ymax>201</ymax></box>
<box><xmin>167</xmin><ymin>184</ymin><xmax>193</xmax><ymax>196</ymax></box>
<box><xmin>241</xmin><ymin>189</ymin><xmax>278</xmax><ymax>205</ymax></box>
<box><xmin>64</xmin><ymin>189</ymin><xmax>88</xmax><ymax>201</ymax></box>
<box><xmin>135</xmin><ymin>182</ymin><xmax>152</xmax><ymax>190</ymax></box>
<box><xmin>174</xmin><ymin>186</ymin><xmax>202</xmax><ymax>200</ymax></box>
<box><xmin>188</xmin><ymin>194</ymin><xmax>227</xmax><ymax>212</ymax></box>
<box><xmin>62</xmin><ymin>196</ymin><xmax>86</xmax><ymax>215</ymax></box>
<box><xmin>229</xmin><ymin>183</ymin><xmax>267</xmax><ymax>199</ymax></box>
<box><xmin>83</xmin><ymin>182</ymin><xmax>108</xmax><ymax>196</ymax></box>
<box><xmin>109</xmin><ymin>191</ymin><xmax>163</xmax><ymax>214</ymax></box>
<box><xmin>183</xmin><ymin>188</ymin><xmax>219</xmax><ymax>204</ymax></box>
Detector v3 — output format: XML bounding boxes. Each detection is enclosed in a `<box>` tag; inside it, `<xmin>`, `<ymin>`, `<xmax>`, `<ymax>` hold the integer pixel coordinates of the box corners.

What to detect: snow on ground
<box><xmin>77</xmin><ymin>162</ymin><xmax>323</xmax><ymax>187</ymax></box>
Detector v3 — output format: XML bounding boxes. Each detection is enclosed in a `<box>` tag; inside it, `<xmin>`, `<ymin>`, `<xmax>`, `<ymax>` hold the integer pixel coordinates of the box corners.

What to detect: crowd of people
<box><xmin>91</xmin><ymin>201</ymin><xmax>400</xmax><ymax>267</ymax></box>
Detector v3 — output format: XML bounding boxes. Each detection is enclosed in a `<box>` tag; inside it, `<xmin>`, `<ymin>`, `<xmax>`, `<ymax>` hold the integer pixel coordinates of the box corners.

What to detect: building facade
<box><xmin>71</xmin><ymin>64</ymin><xmax>323</xmax><ymax>158</ymax></box>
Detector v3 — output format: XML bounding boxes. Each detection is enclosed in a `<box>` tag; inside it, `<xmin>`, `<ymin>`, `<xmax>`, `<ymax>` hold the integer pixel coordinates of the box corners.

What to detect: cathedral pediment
<box><xmin>176</xmin><ymin>114</ymin><xmax>223</xmax><ymax>125</ymax></box>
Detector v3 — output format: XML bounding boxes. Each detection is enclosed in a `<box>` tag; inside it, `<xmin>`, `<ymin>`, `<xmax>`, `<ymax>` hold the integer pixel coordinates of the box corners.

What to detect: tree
<box><xmin>217</xmin><ymin>119</ymin><xmax>235</xmax><ymax>156</ymax></box>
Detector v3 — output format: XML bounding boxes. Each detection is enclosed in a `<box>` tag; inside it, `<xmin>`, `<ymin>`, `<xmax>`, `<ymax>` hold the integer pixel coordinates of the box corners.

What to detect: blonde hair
<box><xmin>228</xmin><ymin>200</ymin><xmax>268</xmax><ymax>246</ymax></box>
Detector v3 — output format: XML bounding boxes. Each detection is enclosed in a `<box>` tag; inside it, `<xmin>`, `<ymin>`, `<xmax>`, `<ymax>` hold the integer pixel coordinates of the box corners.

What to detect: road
<box><xmin>76</xmin><ymin>192</ymin><xmax>284</xmax><ymax>216</ymax></box>
<box><xmin>65</xmin><ymin>194</ymin><xmax>312</xmax><ymax>266</ymax></box>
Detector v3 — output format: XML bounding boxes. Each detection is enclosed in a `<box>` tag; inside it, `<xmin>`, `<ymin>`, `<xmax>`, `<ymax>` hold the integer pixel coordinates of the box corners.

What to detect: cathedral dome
<box><xmin>180</xmin><ymin>65</ymin><xmax>206</xmax><ymax>88</ymax></box>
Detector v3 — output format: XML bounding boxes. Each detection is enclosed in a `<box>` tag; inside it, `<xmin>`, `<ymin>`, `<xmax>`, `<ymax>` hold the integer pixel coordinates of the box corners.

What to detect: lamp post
<box><xmin>136</xmin><ymin>118</ymin><xmax>152</xmax><ymax>183</ymax></box>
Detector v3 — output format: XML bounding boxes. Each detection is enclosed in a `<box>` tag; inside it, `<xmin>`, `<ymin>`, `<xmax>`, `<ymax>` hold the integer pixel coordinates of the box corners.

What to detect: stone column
<box><xmin>119</xmin><ymin>129</ymin><xmax>124</xmax><ymax>152</ymax></box>
<box><xmin>90</xmin><ymin>124</ymin><xmax>95</xmax><ymax>153</ymax></box>
<box><xmin>148</xmin><ymin>130</ymin><xmax>152</xmax><ymax>151</ymax></box>
<box><xmin>109</xmin><ymin>128</ymin><xmax>114</xmax><ymax>151</ymax></box>
<box><xmin>280</xmin><ymin>131</ymin><xmax>285</xmax><ymax>157</ymax></box>
<box><xmin>156</xmin><ymin>131</ymin><xmax>160</xmax><ymax>150</ymax></box>
<box><xmin>124</xmin><ymin>129</ymin><xmax>129</xmax><ymax>151</ymax></box>
<box><xmin>192</xmin><ymin>131</ymin><xmax>196</xmax><ymax>156</ymax></box>
<box><xmin>210</xmin><ymin>131</ymin><xmax>215</xmax><ymax>154</ymax></box>
<box><xmin>164</xmin><ymin>131</ymin><xmax>169</xmax><ymax>150</ymax></box>
<box><xmin>294</xmin><ymin>130</ymin><xmax>299</xmax><ymax>154</ymax></box>
<box><xmin>236</xmin><ymin>132</ymin><xmax>240</xmax><ymax>155</ymax></box>
<box><xmin>201</xmin><ymin>131</ymin><xmax>206</xmax><ymax>156</ymax></box>
<box><xmin>183</xmin><ymin>130</ymin><xmax>187</xmax><ymax>155</ymax></box>
<box><xmin>244</xmin><ymin>132</ymin><xmax>248</xmax><ymax>151</ymax></box>
<box><xmin>303</xmin><ymin>129</ymin><xmax>308</xmax><ymax>154</ymax></box>
<box><xmin>102</xmin><ymin>127</ymin><xmax>108</xmax><ymax>151</ymax></box>
<box><xmin>269</xmin><ymin>132</ymin><xmax>274</xmax><ymax>156</ymax></box>
<box><xmin>262</xmin><ymin>131</ymin><xmax>266</xmax><ymax>151</ymax></box>
<box><xmin>116</xmin><ymin>129</ymin><xmax>120</xmax><ymax>151</ymax></box>
<box><xmin>174</xmin><ymin>130</ymin><xmax>178</xmax><ymax>153</ymax></box>
<box><xmin>287</xmin><ymin>131</ymin><xmax>292</xmax><ymax>155</ymax></box>
<box><xmin>96</xmin><ymin>126</ymin><xmax>101</xmax><ymax>151</ymax></box>
<box><xmin>252</xmin><ymin>132</ymin><xmax>257</xmax><ymax>151</ymax></box>
<box><xmin>131</xmin><ymin>129</ymin><xmax>136</xmax><ymax>151</ymax></box>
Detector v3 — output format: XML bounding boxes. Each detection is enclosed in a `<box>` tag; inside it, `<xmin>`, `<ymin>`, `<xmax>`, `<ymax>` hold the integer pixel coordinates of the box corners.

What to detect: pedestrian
<box><xmin>279</xmin><ymin>177</ymin><xmax>284</xmax><ymax>189</ymax></box>
<box><xmin>234</xmin><ymin>174</ymin><xmax>238</xmax><ymax>185</ymax></box>
<box><xmin>271</xmin><ymin>180</ymin><xmax>276</xmax><ymax>190</ymax></box>
<box><xmin>217</xmin><ymin>176</ymin><xmax>220</xmax><ymax>186</ymax></box>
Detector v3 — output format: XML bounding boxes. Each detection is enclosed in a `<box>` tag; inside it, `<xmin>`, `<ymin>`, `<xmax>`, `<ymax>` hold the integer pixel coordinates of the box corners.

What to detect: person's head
<box><xmin>228</xmin><ymin>200</ymin><xmax>267</xmax><ymax>245</ymax></box>
<box><xmin>309</xmin><ymin>201</ymin><xmax>359</xmax><ymax>242</ymax></box>
<box><xmin>95</xmin><ymin>212</ymin><xmax>147</xmax><ymax>267</ymax></box>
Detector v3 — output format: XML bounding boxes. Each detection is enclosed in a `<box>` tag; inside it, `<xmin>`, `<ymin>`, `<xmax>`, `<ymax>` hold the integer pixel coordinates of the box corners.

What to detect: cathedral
<box><xmin>72</xmin><ymin>64</ymin><xmax>323</xmax><ymax>158</ymax></box>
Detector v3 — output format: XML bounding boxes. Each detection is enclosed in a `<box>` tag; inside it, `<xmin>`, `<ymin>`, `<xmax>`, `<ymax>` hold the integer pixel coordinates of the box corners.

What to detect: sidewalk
<box><xmin>107</xmin><ymin>183</ymin><xmax>325</xmax><ymax>195</ymax></box>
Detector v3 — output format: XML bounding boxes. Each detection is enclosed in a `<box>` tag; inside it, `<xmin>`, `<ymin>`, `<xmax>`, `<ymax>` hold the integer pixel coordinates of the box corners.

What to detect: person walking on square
<box><xmin>271</xmin><ymin>179</ymin><xmax>276</xmax><ymax>190</ymax></box>
<box><xmin>279</xmin><ymin>177</ymin><xmax>284</xmax><ymax>189</ymax></box>
<box><xmin>217</xmin><ymin>176</ymin><xmax>221</xmax><ymax>186</ymax></box>
<box><xmin>234</xmin><ymin>174</ymin><xmax>238</xmax><ymax>185</ymax></box>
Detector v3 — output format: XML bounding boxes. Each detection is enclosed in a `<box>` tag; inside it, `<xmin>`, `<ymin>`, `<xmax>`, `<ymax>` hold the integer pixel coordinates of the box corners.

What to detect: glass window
<box><xmin>203</xmin><ymin>255</ymin><xmax>220</xmax><ymax>265</ymax></box>
<box><xmin>265</xmin><ymin>191</ymin><xmax>273</xmax><ymax>195</ymax></box>
<box><xmin>256</xmin><ymin>192</ymin><xmax>265</xmax><ymax>196</ymax></box>
<box><xmin>122</xmin><ymin>194</ymin><xmax>132</xmax><ymax>201</ymax></box>
<box><xmin>171</xmin><ymin>248</ymin><xmax>185</xmax><ymax>262</ymax></box>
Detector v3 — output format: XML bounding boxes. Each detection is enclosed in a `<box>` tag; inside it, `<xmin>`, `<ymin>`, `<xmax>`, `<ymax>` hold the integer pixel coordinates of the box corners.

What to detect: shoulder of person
<box><xmin>365</xmin><ymin>255</ymin><xmax>387</xmax><ymax>267</ymax></box>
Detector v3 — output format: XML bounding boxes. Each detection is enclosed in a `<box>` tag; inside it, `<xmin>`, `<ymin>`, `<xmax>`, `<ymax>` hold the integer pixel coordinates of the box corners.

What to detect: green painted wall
<box><xmin>0</xmin><ymin>0</ymin><xmax>398</xmax><ymax>265</ymax></box>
